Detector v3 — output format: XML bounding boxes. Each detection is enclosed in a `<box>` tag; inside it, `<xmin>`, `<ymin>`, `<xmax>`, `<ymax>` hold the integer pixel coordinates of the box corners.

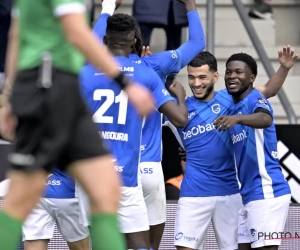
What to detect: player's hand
<box><xmin>168</xmin><ymin>81</ymin><xmax>186</xmax><ymax>99</ymax></box>
<box><xmin>0</xmin><ymin>103</ymin><xmax>17</xmax><ymax>142</ymax></box>
<box><xmin>278</xmin><ymin>45</ymin><xmax>298</xmax><ymax>70</ymax></box>
<box><xmin>178</xmin><ymin>147</ymin><xmax>186</xmax><ymax>162</ymax></box>
<box><xmin>102</xmin><ymin>0</ymin><xmax>122</xmax><ymax>10</ymax></box>
<box><xmin>213</xmin><ymin>115</ymin><xmax>240</xmax><ymax>132</ymax></box>
<box><xmin>124</xmin><ymin>83</ymin><xmax>155</xmax><ymax>116</ymax></box>
<box><xmin>141</xmin><ymin>46</ymin><xmax>152</xmax><ymax>57</ymax></box>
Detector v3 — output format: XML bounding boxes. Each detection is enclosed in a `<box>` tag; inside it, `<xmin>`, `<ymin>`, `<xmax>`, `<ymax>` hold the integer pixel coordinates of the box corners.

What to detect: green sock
<box><xmin>0</xmin><ymin>211</ymin><xmax>23</xmax><ymax>250</ymax></box>
<box><xmin>90</xmin><ymin>214</ymin><xmax>126</xmax><ymax>250</ymax></box>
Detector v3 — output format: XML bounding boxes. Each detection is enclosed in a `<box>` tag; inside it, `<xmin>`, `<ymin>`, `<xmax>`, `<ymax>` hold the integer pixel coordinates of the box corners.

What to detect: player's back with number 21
<box><xmin>80</xmin><ymin>56</ymin><xmax>174</xmax><ymax>188</ymax></box>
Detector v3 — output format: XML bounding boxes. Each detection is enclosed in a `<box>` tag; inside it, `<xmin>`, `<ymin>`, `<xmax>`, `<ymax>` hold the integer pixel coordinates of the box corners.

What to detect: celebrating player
<box><xmin>166</xmin><ymin>47</ymin><xmax>297</xmax><ymax>250</ymax></box>
<box><xmin>214</xmin><ymin>53</ymin><xmax>292</xmax><ymax>250</ymax></box>
<box><xmin>93</xmin><ymin>0</ymin><xmax>205</xmax><ymax>248</ymax></box>
<box><xmin>80</xmin><ymin>13</ymin><xmax>188</xmax><ymax>250</ymax></box>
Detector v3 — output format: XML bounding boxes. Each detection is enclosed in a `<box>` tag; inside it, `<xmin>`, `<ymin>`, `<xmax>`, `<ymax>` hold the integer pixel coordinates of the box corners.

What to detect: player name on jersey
<box><xmin>100</xmin><ymin>131</ymin><xmax>129</xmax><ymax>142</ymax></box>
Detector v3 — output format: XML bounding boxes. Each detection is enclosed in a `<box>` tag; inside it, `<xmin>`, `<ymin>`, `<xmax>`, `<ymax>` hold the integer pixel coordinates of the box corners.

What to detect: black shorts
<box><xmin>9</xmin><ymin>68</ymin><xmax>109</xmax><ymax>173</ymax></box>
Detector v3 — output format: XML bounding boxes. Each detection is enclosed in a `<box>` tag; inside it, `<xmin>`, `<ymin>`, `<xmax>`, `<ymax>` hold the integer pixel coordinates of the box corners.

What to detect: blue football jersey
<box><xmin>130</xmin><ymin>51</ymin><xmax>182</xmax><ymax>162</ymax></box>
<box><xmin>177</xmin><ymin>90</ymin><xmax>240</xmax><ymax>197</ymax></box>
<box><xmin>80</xmin><ymin>56</ymin><xmax>174</xmax><ymax>187</ymax></box>
<box><xmin>228</xmin><ymin>88</ymin><xmax>290</xmax><ymax>205</ymax></box>
<box><xmin>93</xmin><ymin>10</ymin><xmax>204</xmax><ymax>163</ymax></box>
<box><xmin>43</xmin><ymin>169</ymin><xmax>76</xmax><ymax>199</ymax></box>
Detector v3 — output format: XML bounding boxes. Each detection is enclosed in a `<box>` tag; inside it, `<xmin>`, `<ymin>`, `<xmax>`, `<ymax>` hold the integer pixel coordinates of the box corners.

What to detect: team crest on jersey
<box><xmin>257</xmin><ymin>98</ymin><xmax>267</xmax><ymax>104</ymax></box>
<box><xmin>211</xmin><ymin>104</ymin><xmax>221</xmax><ymax>114</ymax></box>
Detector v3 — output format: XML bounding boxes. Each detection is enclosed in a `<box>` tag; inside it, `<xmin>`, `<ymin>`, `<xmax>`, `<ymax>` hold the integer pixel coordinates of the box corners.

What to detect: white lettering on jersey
<box><xmin>101</xmin><ymin>131</ymin><xmax>129</xmax><ymax>142</ymax></box>
<box><xmin>114</xmin><ymin>166</ymin><xmax>124</xmax><ymax>172</ymax></box>
<box><xmin>188</xmin><ymin>112</ymin><xmax>195</xmax><ymax>119</ymax></box>
<box><xmin>132</xmin><ymin>60</ymin><xmax>142</xmax><ymax>64</ymax></box>
<box><xmin>170</xmin><ymin>50</ymin><xmax>178</xmax><ymax>59</ymax></box>
<box><xmin>45</xmin><ymin>180</ymin><xmax>61</xmax><ymax>186</ymax></box>
<box><xmin>117</xmin><ymin>67</ymin><xmax>134</xmax><ymax>72</ymax></box>
<box><xmin>272</xmin><ymin>151</ymin><xmax>279</xmax><ymax>159</ymax></box>
<box><xmin>162</xmin><ymin>89</ymin><xmax>170</xmax><ymax>96</ymax></box>
<box><xmin>140</xmin><ymin>144</ymin><xmax>146</xmax><ymax>150</ymax></box>
<box><xmin>231</xmin><ymin>130</ymin><xmax>247</xmax><ymax>144</ymax></box>
<box><xmin>182</xmin><ymin>123</ymin><xmax>215</xmax><ymax>140</ymax></box>
<box><xmin>45</xmin><ymin>175</ymin><xmax>61</xmax><ymax>186</ymax></box>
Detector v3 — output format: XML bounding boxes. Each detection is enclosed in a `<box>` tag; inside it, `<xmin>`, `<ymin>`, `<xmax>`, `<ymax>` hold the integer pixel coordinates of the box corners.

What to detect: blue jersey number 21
<box><xmin>92</xmin><ymin>89</ymin><xmax>128</xmax><ymax>124</ymax></box>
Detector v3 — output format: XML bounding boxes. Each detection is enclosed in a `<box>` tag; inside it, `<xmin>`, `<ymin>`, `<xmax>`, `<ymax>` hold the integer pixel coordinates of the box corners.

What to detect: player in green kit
<box><xmin>0</xmin><ymin>0</ymin><xmax>155</xmax><ymax>250</ymax></box>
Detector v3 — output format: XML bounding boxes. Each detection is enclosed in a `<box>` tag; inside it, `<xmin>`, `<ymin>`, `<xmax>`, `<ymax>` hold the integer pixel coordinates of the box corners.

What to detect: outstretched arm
<box><xmin>214</xmin><ymin>112</ymin><xmax>272</xmax><ymax>131</ymax></box>
<box><xmin>92</xmin><ymin>0</ymin><xmax>122</xmax><ymax>41</ymax></box>
<box><xmin>256</xmin><ymin>45</ymin><xmax>298</xmax><ymax>99</ymax></box>
<box><xmin>176</xmin><ymin>0</ymin><xmax>206</xmax><ymax>68</ymax></box>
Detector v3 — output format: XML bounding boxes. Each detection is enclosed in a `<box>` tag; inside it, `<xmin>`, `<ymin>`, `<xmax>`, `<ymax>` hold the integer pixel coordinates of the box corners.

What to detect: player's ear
<box><xmin>103</xmin><ymin>36</ymin><xmax>108</xmax><ymax>45</ymax></box>
<box><xmin>250</xmin><ymin>74</ymin><xmax>256</xmax><ymax>84</ymax></box>
<box><xmin>213</xmin><ymin>71</ymin><xmax>219</xmax><ymax>84</ymax></box>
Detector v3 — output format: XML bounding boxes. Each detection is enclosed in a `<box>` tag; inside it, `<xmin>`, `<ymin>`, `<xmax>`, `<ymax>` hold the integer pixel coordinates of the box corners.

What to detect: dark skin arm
<box><xmin>159</xmin><ymin>82</ymin><xmax>188</xmax><ymax>128</ymax></box>
<box><xmin>213</xmin><ymin>112</ymin><xmax>272</xmax><ymax>131</ymax></box>
<box><xmin>255</xmin><ymin>45</ymin><xmax>298</xmax><ymax>98</ymax></box>
<box><xmin>177</xmin><ymin>0</ymin><xmax>196</xmax><ymax>12</ymax></box>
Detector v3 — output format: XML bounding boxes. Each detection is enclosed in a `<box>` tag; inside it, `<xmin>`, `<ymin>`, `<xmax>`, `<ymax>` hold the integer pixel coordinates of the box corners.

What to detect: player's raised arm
<box><xmin>159</xmin><ymin>81</ymin><xmax>188</xmax><ymax>127</ymax></box>
<box><xmin>143</xmin><ymin>0</ymin><xmax>205</xmax><ymax>77</ymax></box>
<box><xmin>56</xmin><ymin>4</ymin><xmax>153</xmax><ymax>117</ymax></box>
<box><xmin>93</xmin><ymin>0</ymin><xmax>122</xmax><ymax>41</ymax></box>
<box><xmin>255</xmin><ymin>45</ymin><xmax>298</xmax><ymax>98</ymax></box>
<box><xmin>148</xmin><ymin>70</ymin><xmax>188</xmax><ymax>127</ymax></box>
<box><xmin>176</xmin><ymin>0</ymin><xmax>206</xmax><ymax>67</ymax></box>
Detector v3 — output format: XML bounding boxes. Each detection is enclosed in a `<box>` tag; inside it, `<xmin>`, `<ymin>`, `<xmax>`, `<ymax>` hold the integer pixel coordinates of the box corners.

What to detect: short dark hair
<box><xmin>188</xmin><ymin>51</ymin><xmax>218</xmax><ymax>72</ymax></box>
<box><xmin>106</xmin><ymin>13</ymin><xmax>136</xmax><ymax>42</ymax></box>
<box><xmin>226</xmin><ymin>53</ymin><xmax>257</xmax><ymax>76</ymax></box>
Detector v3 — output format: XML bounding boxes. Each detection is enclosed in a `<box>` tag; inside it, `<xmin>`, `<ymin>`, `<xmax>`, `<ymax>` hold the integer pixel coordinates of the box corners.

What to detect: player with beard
<box><xmin>213</xmin><ymin>53</ymin><xmax>291</xmax><ymax>250</ymax></box>
<box><xmin>164</xmin><ymin>48</ymin><xmax>297</xmax><ymax>250</ymax></box>
<box><xmin>91</xmin><ymin>0</ymin><xmax>204</xmax><ymax>249</ymax></box>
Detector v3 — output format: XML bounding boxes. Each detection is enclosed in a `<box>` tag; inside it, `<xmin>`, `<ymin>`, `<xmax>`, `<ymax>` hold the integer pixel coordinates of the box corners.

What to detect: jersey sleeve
<box><xmin>248</xmin><ymin>94</ymin><xmax>273</xmax><ymax>117</ymax></box>
<box><xmin>147</xmin><ymin>68</ymin><xmax>175</xmax><ymax>109</ymax></box>
<box><xmin>143</xmin><ymin>49</ymin><xmax>183</xmax><ymax>79</ymax></box>
<box><xmin>51</xmin><ymin>0</ymin><xmax>86</xmax><ymax>17</ymax></box>
<box><xmin>93</xmin><ymin>13</ymin><xmax>110</xmax><ymax>41</ymax></box>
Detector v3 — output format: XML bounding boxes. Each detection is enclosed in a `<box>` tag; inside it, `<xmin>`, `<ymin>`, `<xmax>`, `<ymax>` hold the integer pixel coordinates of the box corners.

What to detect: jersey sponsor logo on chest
<box><xmin>231</xmin><ymin>130</ymin><xmax>247</xmax><ymax>144</ymax></box>
<box><xmin>182</xmin><ymin>123</ymin><xmax>215</xmax><ymax>140</ymax></box>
